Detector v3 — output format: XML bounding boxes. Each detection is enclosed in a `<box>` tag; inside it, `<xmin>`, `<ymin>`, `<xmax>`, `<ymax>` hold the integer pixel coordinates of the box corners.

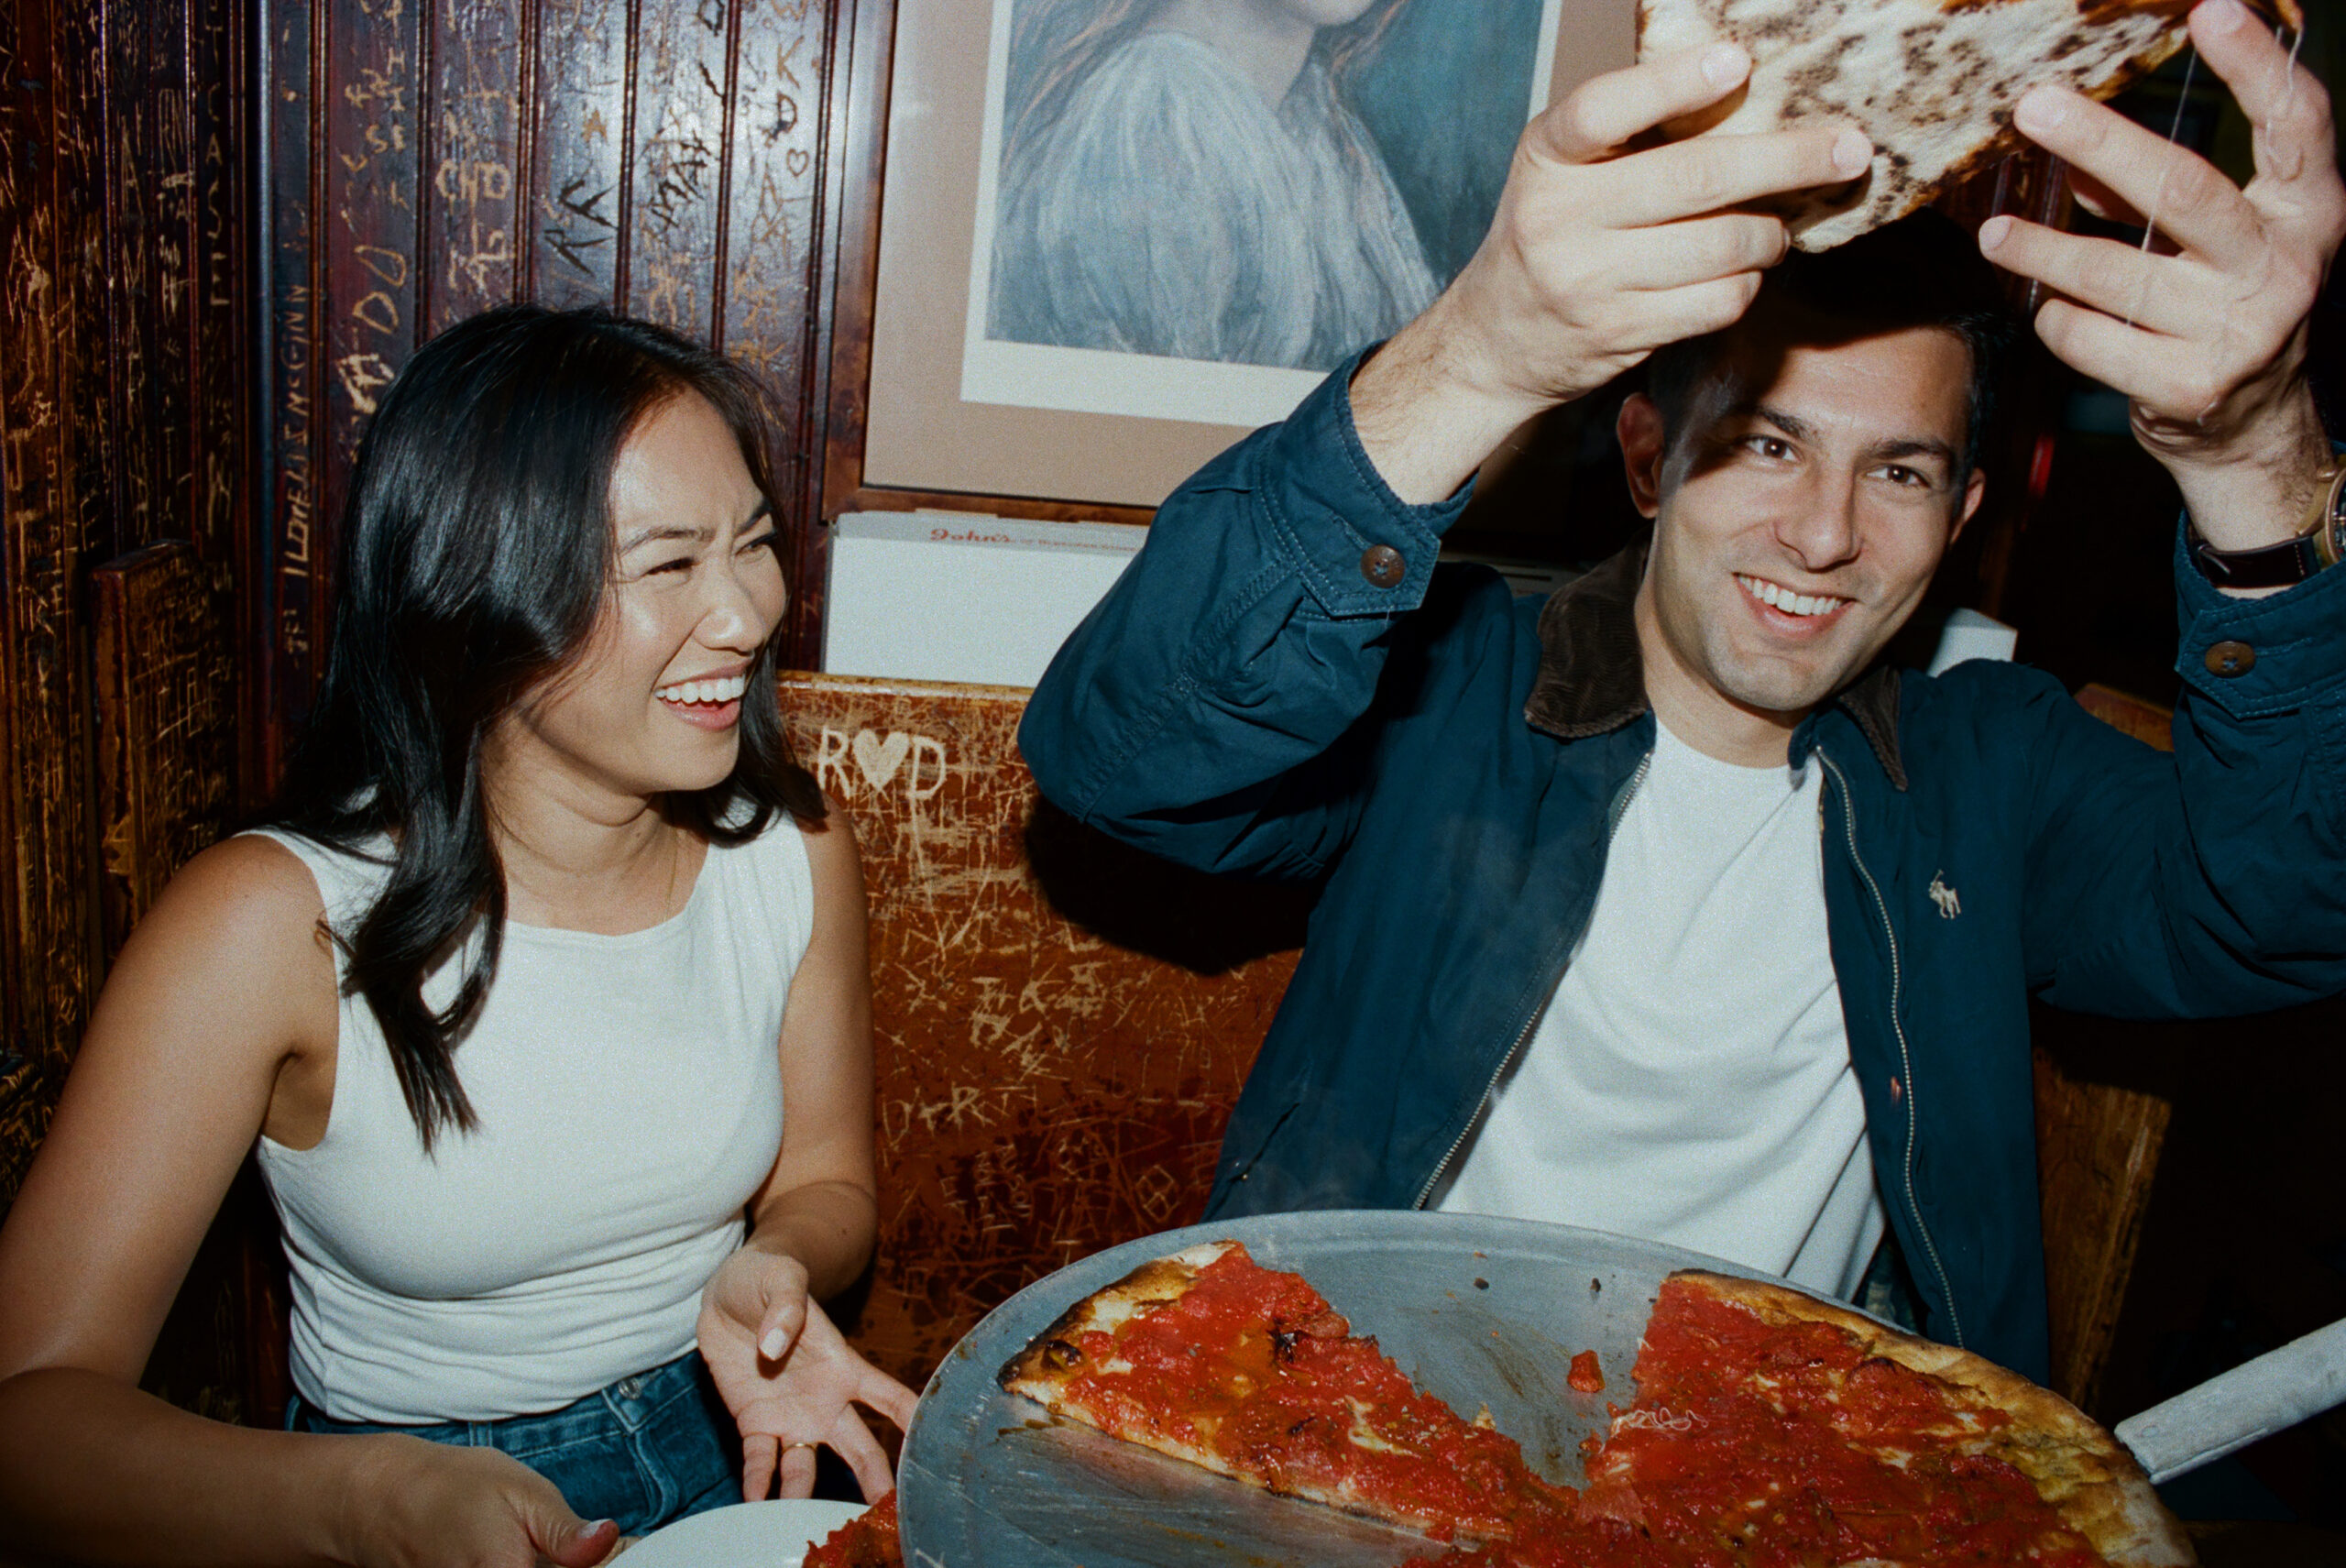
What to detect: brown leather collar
<box><xmin>1521</xmin><ymin>540</ymin><xmax>1908</xmax><ymax>790</ymax></box>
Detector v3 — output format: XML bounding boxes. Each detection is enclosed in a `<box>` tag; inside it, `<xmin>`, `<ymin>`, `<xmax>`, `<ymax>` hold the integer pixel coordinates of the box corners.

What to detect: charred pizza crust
<box><xmin>1636</xmin><ymin>0</ymin><xmax>2303</xmax><ymax>251</ymax></box>
<box><xmin>1667</xmin><ymin>1270</ymin><xmax>2194</xmax><ymax>1568</ymax></box>
<box><xmin>998</xmin><ymin>1240</ymin><xmax>1234</xmax><ymax>1412</ymax></box>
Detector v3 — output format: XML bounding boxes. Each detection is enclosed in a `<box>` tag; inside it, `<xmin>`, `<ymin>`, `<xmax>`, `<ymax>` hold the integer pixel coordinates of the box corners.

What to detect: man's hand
<box><xmin>1980</xmin><ymin>0</ymin><xmax>2344</xmax><ymax>568</ymax></box>
<box><xmin>1353</xmin><ymin>45</ymin><xmax>1872</xmax><ymax>505</ymax></box>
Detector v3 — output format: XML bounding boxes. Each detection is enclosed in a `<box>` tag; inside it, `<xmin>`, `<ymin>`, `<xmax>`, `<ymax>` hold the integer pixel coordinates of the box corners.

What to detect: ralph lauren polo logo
<box><xmin>1928</xmin><ymin>872</ymin><xmax>1961</xmax><ymax>920</ymax></box>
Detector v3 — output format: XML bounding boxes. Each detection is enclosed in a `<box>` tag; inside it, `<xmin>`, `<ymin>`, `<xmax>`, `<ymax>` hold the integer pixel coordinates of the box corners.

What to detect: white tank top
<box><xmin>248</xmin><ymin>821</ymin><xmax>814</xmax><ymax>1423</ymax></box>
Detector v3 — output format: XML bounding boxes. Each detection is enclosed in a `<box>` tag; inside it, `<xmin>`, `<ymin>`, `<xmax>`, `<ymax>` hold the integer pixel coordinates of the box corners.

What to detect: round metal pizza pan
<box><xmin>896</xmin><ymin>1210</ymin><xmax>1884</xmax><ymax>1568</ymax></box>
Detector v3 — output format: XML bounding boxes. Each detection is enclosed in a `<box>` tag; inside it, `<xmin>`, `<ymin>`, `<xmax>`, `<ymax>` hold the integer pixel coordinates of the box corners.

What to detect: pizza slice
<box><xmin>997</xmin><ymin>1239</ymin><xmax>1575</xmax><ymax>1543</ymax></box>
<box><xmin>1636</xmin><ymin>0</ymin><xmax>2306</xmax><ymax>251</ymax></box>
<box><xmin>800</xmin><ymin>1491</ymin><xmax>899</xmax><ymax>1568</ymax></box>
<box><xmin>1574</xmin><ymin>1270</ymin><xmax>2194</xmax><ymax>1567</ymax></box>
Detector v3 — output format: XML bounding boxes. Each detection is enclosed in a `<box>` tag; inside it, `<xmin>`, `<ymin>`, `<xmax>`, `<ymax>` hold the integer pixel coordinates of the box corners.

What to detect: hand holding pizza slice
<box><xmin>1979</xmin><ymin>0</ymin><xmax>2344</xmax><ymax>549</ymax></box>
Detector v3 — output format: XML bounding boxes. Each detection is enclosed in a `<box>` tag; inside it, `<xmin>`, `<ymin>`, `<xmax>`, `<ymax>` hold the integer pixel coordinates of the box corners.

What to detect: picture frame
<box><xmin>834</xmin><ymin>0</ymin><xmax>1635</xmax><ymax>515</ymax></box>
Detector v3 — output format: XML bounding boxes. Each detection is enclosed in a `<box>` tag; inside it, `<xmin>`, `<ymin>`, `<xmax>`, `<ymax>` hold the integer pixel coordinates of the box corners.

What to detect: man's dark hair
<box><xmin>268</xmin><ymin>303</ymin><xmax>826</xmax><ymax>1150</ymax></box>
<box><xmin>1643</xmin><ymin>210</ymin><xmax>2019</xmax><ymax>482</ymax></box>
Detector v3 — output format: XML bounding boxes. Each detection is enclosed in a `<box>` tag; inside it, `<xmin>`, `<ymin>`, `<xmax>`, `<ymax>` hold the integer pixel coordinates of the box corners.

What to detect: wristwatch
<box><xmin>2188</xmin><ymin>458</ymin><xmax>2346</xmax><ymax>588</ymax></box>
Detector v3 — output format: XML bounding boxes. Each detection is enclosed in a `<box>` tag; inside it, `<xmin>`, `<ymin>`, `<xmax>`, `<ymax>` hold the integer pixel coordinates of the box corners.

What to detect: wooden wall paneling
<box><xmin>726</xmin><ymin>0</ymin><xmax>837</xmax><ymax>668</ymax></box>
<box><xmin>93</xmin><ymin>542</ymin><xmax>237</xmax><ymax>952</ymax></box>
<box><xmin>258</xmin><ymin>0</ymin><xmax>322</xmax><ymax>791</ymax></box>
<box><xmin>531</xmin><ymin>0</ymin><xmax>631</xmax><ymax>304</ymax></box>
<box><xmin>98</xmin><ymin>0</ymin><xmax>154</xmax><ymax>559</ymax></box>
<box><xmin>724</xmin><ymin>0</ymin><xmax>832</xmax><ymax>507</ymax></box>
<box><xmin>192</xmin><ymin>0</ymin><xmax>251</xmax><ymax>570</ymax></box>
<box><xmin>0</xmin><ymin>0</ymin><xmax>71</xmax><ymax>1200</ymax></box>
<box><xmin>94</xmin><ymin>538</ymin><xmax>253</xmax><ymax>1421</ymax></box>
<box><xmin>425</xmin><ymin>0</ymin><xmax>527</xmax><ymax>332</ymax></box>
<box><xmin>322</xmin><ymin>0</ymin><xmax>422</xmax><ymax>514</ymax></box>
<box><xmin>0</xmin><ymin>0</ymin><xmax>103</xmax><ymax>1153</ymax></box>
<box><xmin>795</xmin><ymin>0</ymin><xmax>895</xmax><ymax>670</ymax></box>
<box><xmin>626</xmin><ymin>0</ymin><xmax>730</xmax><ymax>334</ymax></box>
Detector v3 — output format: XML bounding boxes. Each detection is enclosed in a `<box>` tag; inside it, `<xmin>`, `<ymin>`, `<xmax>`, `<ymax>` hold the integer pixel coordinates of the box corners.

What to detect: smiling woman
<box><xmin>0</xmin><ymin>307</ymin><xmax>918</xmax><ymax>1566</ymax></box>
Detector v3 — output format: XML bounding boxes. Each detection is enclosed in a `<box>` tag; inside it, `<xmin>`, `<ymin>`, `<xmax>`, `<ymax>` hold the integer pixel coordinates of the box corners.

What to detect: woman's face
<box><xmin>499</xmin><ymin>389</ymin><xmax>786</xmax><ymax>806</ymax></box>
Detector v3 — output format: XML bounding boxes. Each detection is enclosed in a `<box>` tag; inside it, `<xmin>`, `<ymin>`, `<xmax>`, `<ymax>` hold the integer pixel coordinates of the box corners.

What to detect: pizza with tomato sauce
<box><xmin>995</xmin><ymin>1247</ymin><xmax>2192</xmax><ymax>1567</ymax></box>
<box><xmin>997</xmin><ymin>1239</ymin><xmax>1575</xmax><ymax>1543</ymax></box>
<box><xmin>1414</xmin><ymin>1271</ymin><xmax>2192</xmax><ymax>1567</ymax></box>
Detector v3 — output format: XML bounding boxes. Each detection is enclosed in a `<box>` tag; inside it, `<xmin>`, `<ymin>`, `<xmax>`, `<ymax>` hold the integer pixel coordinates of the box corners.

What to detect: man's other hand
<box><xmin>1981</xmin><ymin>0</ymin><xmax>2344</xmax><ymax>565</ymax></box>
<box><xmin>1353</xmin><ymin>45</ymin><xmax>1872</xmax><ymax>506</ymax></box>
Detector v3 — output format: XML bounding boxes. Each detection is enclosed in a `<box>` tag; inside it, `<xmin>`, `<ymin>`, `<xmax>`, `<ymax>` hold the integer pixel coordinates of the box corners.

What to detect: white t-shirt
<box><xmin>1433</xmin><ymin>718</ymin><xmax>1885</xmax><ymax>1299</ymax></box>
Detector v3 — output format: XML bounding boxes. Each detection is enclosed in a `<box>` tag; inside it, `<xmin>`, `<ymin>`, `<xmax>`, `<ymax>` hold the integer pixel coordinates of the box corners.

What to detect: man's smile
<box><xmin>1735</xmin><ymin>573</ymin><xmax>1851</xmax><ymax>629</ymax></box>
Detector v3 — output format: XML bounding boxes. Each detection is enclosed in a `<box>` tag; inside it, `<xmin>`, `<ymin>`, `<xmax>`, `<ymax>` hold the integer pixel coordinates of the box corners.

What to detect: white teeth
<box><xmin>1738</xmin><ymin>576</ymin><xmax>1841</xmax><ymax>618</ymax></box>
<box><xmin>659</xmin><ymin>674</ymin><xmax>749</xmax><ymax>706</ymax></box>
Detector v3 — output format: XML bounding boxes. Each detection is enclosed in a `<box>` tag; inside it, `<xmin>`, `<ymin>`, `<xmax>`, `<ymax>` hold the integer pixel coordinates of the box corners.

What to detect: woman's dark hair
<box><xmin>269</xmin><ymin>303</ymin><xmax>826</xmax><ymax>1148</ymax></box>
<box><xmin>1644</xmin><ymin>210</ymin><xmax>2019</xmax><ymax>482</ymax></box>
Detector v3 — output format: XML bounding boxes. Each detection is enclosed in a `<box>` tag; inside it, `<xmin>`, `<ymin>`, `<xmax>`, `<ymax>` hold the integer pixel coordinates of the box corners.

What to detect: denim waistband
<box><xmin>284</xmin><ymin>1348</ymin><xmax>709</xmax><ymax>1447</ymax></box>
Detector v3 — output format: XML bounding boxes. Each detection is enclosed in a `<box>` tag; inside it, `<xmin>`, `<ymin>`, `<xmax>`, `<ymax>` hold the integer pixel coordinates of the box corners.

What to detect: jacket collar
<box><xmin>1522</xmin><ymin>539</ymin><xmax>1908</xmax><ymax>791</ymax></box>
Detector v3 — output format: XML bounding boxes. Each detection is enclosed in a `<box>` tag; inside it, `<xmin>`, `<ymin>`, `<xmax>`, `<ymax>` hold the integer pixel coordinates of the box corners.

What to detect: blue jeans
<box><xmin>285</xmin><ymin>1351</ymin><xmax>741</xmax><ymax>1534</ymax></box>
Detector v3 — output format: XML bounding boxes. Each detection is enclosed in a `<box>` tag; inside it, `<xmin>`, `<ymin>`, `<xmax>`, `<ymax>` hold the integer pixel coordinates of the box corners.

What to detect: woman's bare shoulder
<box><xmin>159</xmin><ymin>832</ymin><xmax>329</xmax><ymax>936</ymax></box>
<box><xmin>113</xmin><ymin>834</ymin><xmax>336</xmax><ymax>1014</ymax></box>
<box><xmin>795</xmin><ymin>797</ymin><xmax>867</xmax><ymax>922</ymax></box>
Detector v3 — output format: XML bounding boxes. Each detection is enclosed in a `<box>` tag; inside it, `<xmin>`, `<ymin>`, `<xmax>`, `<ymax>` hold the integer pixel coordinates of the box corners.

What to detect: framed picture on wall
<box><xmin>852</xmin><ymin>0</ymin><xmax>1633</xmax><ymax>511</ymax></box>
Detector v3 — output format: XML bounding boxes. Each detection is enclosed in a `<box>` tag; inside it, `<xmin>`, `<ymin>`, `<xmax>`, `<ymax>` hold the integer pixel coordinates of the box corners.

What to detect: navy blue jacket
<box><xmin>1019</xmin><ymin>363</ymin><xmax>2346</xmax><ymax>1381</ymax></box>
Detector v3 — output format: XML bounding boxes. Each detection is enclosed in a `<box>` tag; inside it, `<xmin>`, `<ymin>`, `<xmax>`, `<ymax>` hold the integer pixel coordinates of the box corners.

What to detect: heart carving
<box><xmin>785</xmin><ymin>148</ymin><xmax>811</xmax><ymax>178</ymax></box>
<box><xmin>853</xmin><ymin>729</ymin><xmax>911</xmax><ymax>794</ymax></box>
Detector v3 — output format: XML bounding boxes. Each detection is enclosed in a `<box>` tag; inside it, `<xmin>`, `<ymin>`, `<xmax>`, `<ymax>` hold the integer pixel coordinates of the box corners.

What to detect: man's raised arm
<box><xmin>1980</xmin><ymin>0</ymin><xmax>2344</xmax><ymax>584</ymax></box>
<box><xmin>1020</xmin><ymin>48</ymin><xmax>1867</xmax><ymax>871</ymax></box>
<box><xmin>1353</xmin><ymin>45</ymin><xmax>1870</xmax><ymax>504</ymax></box>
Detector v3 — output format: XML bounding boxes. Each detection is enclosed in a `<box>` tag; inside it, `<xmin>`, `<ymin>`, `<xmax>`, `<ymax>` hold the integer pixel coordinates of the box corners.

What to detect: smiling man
<box><xmin>1021</xmin><ymin>2</ymin><xmax>2346</xmax><ymax>1380</ymax></box>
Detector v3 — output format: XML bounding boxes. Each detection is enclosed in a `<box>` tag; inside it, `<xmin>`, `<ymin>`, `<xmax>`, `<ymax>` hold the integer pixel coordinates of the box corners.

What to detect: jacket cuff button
<box><xmin>2204</xmin><ymin>640</ymin><xmax>2256</xmax><ymax>677</ymax></box>
<box><xmin>1360</xmin><ymin>543</ymin><xmax>1406</xmax><ymax>587</ymax></box>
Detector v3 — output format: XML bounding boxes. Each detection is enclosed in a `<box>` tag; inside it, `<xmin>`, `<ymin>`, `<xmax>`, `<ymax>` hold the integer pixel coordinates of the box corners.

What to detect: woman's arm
<box><xmin>741</xmin><ymin>803</ymin><xmax>882</xmax><ymax>1300</ymax></box>
<box><xmin>0</xmin><ymin>837</ymin><xmax>616</xmax><ymax>1568</ymax></box>
<box><xmin>697</xmin><ymin>806</ymin><xmax>918</xmax><ymax>1505</ymax></box>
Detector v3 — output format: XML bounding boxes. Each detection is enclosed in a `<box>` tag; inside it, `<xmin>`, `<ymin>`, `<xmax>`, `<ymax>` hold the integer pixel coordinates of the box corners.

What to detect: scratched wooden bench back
<box><xmin>778</xmin><ymin>673</ymin><xmax>1304</xmax><ymax>1389</ymax></box>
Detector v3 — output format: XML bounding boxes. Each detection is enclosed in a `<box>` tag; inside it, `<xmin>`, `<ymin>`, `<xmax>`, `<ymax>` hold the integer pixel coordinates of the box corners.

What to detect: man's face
<box><xmin>1623</xmin><ymin>316</ymin><xmax>1985</xmax><ymax>749</ymax></box>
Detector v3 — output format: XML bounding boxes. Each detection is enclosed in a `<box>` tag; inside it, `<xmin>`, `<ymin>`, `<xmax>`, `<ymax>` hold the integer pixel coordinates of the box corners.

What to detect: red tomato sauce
<box><xmin>1400</xmin><ymin>1281</ymin><xmax>2113</xmax><ymax>1567</ymax></box>
<box><xmin>1050</xmin><ymin>1245</ymin><xmax>1573</xmax><ymax>1539</ymax></box>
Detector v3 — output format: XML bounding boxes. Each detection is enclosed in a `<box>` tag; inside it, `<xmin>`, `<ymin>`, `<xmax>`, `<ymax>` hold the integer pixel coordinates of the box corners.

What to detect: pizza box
<box><xmin>895</xmin><ymin>1211</ymin><xmax>1889</xmax><ymax>1568</ymax></box>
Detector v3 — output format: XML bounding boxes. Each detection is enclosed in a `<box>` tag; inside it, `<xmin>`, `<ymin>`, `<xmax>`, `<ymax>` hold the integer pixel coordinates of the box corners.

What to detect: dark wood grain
<box><xmin>531</xmin><ymin>0</ymin><xmax>630</xmax><ymax>303</ymax></box>
<box><xmin>323</xmin><ymin>0</ymin><xmax>422</xmax><ymax>475</ymax></box>
<box><xmin>626</xmin><ymin>0</ymin><xmax>730</xmax><ymax>334</ymax></box>
<box><xmin>427</xmin><ymin>0</ymin><xmax>526</xmax><ymax>332</ymax></box>
<box><xmin>0</xmin><ymin>14</ymin><xmax>257</xmax><ymax>1444</ymax></box>
<box><xmin>0</xmin><ymin>0</ymin><xmax>104</xmax><ymax>1112</ymax></box>
<box><xmin>259</xmin><ymin>0</ymin><xmax>323</xmax><ymax>784</ymax></box>
<box><xmin>93</xmin><ymin>541</ymin><xmax>238</xmax><ymax>955</ymax></box>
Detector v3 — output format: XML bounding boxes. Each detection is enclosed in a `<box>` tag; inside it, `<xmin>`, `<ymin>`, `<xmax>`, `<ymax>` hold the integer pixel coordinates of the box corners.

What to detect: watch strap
<box><xmin>2189</xmin><ymin>462</ymin><xmax>2346</xmax><ymax>588</ymax></box>
<box><xmin>2190</xmin><ymin>528</ymin><xmax>2328</xmax><ymax>587</ymax></box>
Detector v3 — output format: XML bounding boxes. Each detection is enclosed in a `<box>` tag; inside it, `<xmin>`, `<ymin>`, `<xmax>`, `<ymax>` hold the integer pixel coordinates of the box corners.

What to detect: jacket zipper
<box><xmin>1411</xmin><ymin>749</ymin><xmax>1655</xmax><ymax>1210</ymax></box>
<box><xmin>1814</xmin><ymin>748</ymin><xmax>1965</xmax><ymax>1349</ymax></box>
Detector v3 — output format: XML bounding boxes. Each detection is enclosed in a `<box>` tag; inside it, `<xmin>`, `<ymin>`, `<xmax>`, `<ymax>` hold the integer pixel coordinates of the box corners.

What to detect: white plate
<box><xmin>619</xmin><ymin>1499</ymin><xmax>866</xmax><ymax>1568</ymax></box>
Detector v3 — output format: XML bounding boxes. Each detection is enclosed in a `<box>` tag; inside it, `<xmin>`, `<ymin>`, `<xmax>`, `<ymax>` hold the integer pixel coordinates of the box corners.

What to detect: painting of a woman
<box><xmin>987</xmin><ymin>0</ymin><xmax>1439</xmax><ymax>374</ymax></box>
